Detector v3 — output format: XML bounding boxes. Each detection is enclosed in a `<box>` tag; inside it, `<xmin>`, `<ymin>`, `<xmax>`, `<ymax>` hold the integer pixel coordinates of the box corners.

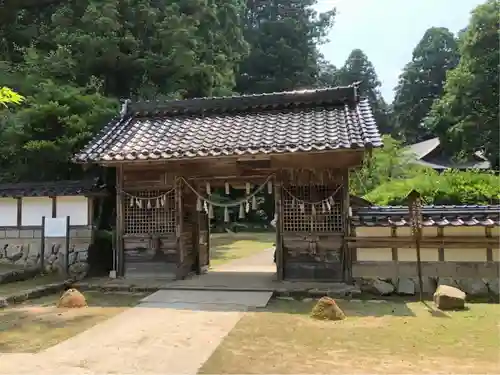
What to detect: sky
<box><xmin>314</xmin><ymin>0</ymin><xmax>484</xmax><ymax>103</ymax></box>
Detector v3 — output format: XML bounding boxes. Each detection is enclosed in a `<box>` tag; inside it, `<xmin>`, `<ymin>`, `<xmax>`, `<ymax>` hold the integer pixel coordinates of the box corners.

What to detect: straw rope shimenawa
<box><xmin>121</xmin><ymin>175</ymin><xmax>343</xmax><ymax>222</ymax></box>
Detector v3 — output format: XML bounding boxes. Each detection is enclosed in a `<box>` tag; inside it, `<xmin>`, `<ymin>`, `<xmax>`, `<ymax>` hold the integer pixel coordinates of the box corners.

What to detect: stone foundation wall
<box><xmin>354</xmin><ymin>275</ymin><xmax>499</xmax><ymax>298</ymax></box>
<box><xmin>0</xmin><ymin>227</ymin><xmax>91</xmax><ymax>277</ymax></box>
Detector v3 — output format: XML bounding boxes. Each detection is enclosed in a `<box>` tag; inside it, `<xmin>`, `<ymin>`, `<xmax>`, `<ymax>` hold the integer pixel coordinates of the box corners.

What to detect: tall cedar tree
<box><xmin>237</xmin><ymin>0</ymin><xmax>335</xmax><ymax>93</ymax></box>
<box><xmin>427</xmin><ymin>0</ymin><xmax>499</xmax><ymax>166</ymax></box>
<box><xmin>392</xmin><ymin>27</ymin><xmax>459</xmax><ymax>143</ymax></box>
<box><xmin>0</xmin><ymin>0</ymin><xmax>248</xmax><ymax>181</ymax></box>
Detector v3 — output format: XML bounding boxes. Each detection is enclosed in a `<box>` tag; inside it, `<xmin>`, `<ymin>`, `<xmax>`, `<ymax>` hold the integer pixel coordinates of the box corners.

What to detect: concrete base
<box><xmin>141</xmin><ymin>290</ymin><xmax>273</xmax><ymax>308</ymax></box>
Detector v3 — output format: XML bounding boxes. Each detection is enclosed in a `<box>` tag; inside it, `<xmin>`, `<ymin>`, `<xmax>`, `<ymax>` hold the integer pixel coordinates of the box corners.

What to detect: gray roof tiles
<box><xmin>75</xmin><ymin>84</ymin><xmax>382</xmax><ymax>163</ymax></box>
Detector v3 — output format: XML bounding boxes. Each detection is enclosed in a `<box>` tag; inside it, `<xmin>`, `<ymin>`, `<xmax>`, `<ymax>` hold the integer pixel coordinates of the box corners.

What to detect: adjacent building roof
<box><xmin>404</xmin><ymin>137</ymin><xmax>492</xmax><ymax>170</ymax></box>
<box><xmin>74</xmin><ymin>84</ymin><xmax>382</xmax><ymax>163</ymax></box>
<box><xmin>352</xmin><ymin>205</ymin><xmax>500</xmax><ymax>227</ymax></box>
<box><xmin>0</xmin><ymin>180</ymin><xmax>107</xmax><ymax>198</ymax></box>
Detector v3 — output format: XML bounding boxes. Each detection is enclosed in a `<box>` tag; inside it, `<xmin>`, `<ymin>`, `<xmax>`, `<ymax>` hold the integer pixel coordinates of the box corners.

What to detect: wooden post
<box><xmin>64</xmin><ymin>215</ymin><xmax>70</xmax><ymax>276</ymax></box>
<box><xmin>407</xmin><ymin>189</ymin><xmax>423</xmax><ymax>301</ymax></box>
<box><xmin>343</xmin><ymin>170</ymin><xmax>351</xmax><ymax>282</ymax></box>
<box><xmin>274</xmin><ymin>175</ymin><xmax>284</xmax><ymax>281</ymax></box>
<box><xmin>40</xmin><ymin>216</ymin><xmax>46</xmax><ymax>272</ymax></box>
<box><xmin>116</xmin><ymin>165</ymin><xmax>125</xmax><ymax>277</ymax></box>
<box><xmin>175</xmin><ymin>178</ymin><xmax>185</xmax><ymax>279</ymax></box>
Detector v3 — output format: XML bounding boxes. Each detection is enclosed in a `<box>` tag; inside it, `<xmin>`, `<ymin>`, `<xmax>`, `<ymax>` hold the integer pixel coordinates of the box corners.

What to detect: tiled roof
<box><xmin>352</xmin><ymin>205</ymin><xmax>500</xmax><ymax>227</ymax></box>
<box><xmin>74</xmin><ymin>84</ymin><xmax>382</xmax><ymax>163</ymax></box>
<box><xmin>0</xmin><ymin>180</ymin><xmax>107</xmax><ymax>198</ymax></box>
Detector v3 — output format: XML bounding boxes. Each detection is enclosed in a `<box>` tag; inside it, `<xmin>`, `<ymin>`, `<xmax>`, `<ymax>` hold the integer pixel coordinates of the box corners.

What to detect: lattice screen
<box><xmin>282</xmin><ymin>185</ymin><xmax>344</xmax><ymax>233</ymax></box>
<box><xmin>124</xmin><ymin>190</ymin><xmax>176</xmax><ymax>234</ymax></box>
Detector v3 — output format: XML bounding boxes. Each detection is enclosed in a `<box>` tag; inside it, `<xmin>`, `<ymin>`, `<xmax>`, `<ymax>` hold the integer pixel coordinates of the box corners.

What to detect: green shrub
<box><xmin>365</xmin><ymin>169</ymin><xmax>500</xmax><ymax>205</ymax></box>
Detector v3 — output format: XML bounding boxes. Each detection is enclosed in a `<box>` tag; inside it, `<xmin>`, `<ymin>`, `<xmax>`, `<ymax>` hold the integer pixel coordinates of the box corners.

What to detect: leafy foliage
<box><xmin>365</xmin><ymin>169</ymin><xmax>500</xmax><ymax>206</ymax></box>
<box><xmin>350</xmin><ymin>135</ymin><xmax>427</xmax><ymax>196</ymax></box>
<box><xmin>0</xmin><ymin>0</ymin><xmax>249</xmax><ymax>182</ymax></box>
<box><xmin>354</xmin><ymin>134</ymin><xmax>500</xmax><ymax>206</ymax></box>
<box><xmin>392</xmin><ymin>27</ymin><xmax>459</xmax><ymax>143</ymax></box>
<box><xmin>427</xmin><ymin>0</ymin><xmax>499</xmax><ymax>166</ymax></box>
<box><xmin>0</xmin><ymin>86</ymin><xmax>23</xmax><ymax>107</ymax></box>
<box><xmin>236</xmin><ymin>0</ymin><xmax>335</xmax><ymax>93</ymax></box>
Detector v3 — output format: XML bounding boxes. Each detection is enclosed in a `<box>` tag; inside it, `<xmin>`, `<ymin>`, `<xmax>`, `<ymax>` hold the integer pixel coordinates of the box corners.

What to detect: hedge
<box><xmin>364</xmin><ymin>169</ymin><xmax>500</xmax><ymax>206</ymax></box>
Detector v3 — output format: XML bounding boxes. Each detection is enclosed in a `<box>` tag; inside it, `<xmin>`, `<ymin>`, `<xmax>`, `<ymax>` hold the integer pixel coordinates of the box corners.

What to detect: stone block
<box><xmin>359</xmin><ymin>277</ymin><xmax>395</xmax><ymax>296</ymax></box>
<box><xmin>483</xmin><ymin>278</ymin><xmax>499</xmax><ymax>295</ymax></box>
<box><xmin>0</xmin><ymin>230</ymin><xmax>6</xmax><ymax>239</ymax></box>
<box><xmin>5</xmin><ymin>229</ymin><xmax>20</xmax><ymax>239</ymax></box>
<box><xmin>19</xmin><ymin>229</ymin><xmax>34</xmax><ymax>239</ymax></box>
<box><xmin>70</xmin><ymin>228</ymin><xmax>92</xmax><ymax>239</ymax></box>
<box><xmin>32</xmin><ymin>229</ymin><xmax>42</xmax><ymax>238</ymax></box>
<box><xmin>457</xmin><ymin>279</ymin><xmax>489</xmax><ymax>297</ymax></box>
<box><xmin>437</xmin><ymin>277</ymin><xmax>459</xmax><ymax>288</ymax></box>
<box><xmin>397</xmin><ymin>278</ymin><xmax>416</xmax><ymax>295</ymax></box>
<box><xmin>411</xmin><ymin>276</ymin><xmax>437</xmax><ymax>295</ymax></box>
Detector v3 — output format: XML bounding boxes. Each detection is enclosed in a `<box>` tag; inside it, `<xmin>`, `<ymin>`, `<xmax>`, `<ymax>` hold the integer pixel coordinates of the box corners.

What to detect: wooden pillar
<box><xmin>275</xmin><ymin>175</ymin><xmax>284</xmax><ymax>281</ymax></box>
<box><xmin>342</xmin><ymin>170</ymin><xmax>351</xmax><ymax>282</ymax></box>
<box><xmin>116</xmin><ymin>165</ymin><xmax>125</xmax><ymax>276</ymax></box>
<box><xmin>175</xmin><ymin>178</ymin><xmax>185</xmax><ymax>279</ymax></box>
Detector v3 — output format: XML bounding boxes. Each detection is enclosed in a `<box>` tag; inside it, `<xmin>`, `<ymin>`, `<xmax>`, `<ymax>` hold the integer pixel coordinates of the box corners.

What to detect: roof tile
<box><xmin>75</xmin><ymin>84</ymin><xmax>382</xmax><ymax>163</ymax></box>
<box><xmin>352</xmin><ymin>205</ymin><xmax>500</xmax><ymax>227</ymax></box>
<box><xmin>0</xmin><ymin>180</ymin><xmax>107</xmax><ymax>198</ymax></box>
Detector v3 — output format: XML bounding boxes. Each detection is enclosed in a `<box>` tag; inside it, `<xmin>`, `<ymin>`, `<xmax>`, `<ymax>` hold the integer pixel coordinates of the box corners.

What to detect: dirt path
<box><xmin>0</xmin><ymin>289</ymin><xmax>276</xmax><ymax>375</ymax></box>
<box><xmin>213</xmin><ymin>247</ymin><xmax>275</xmax><ymax>272</ymax></box>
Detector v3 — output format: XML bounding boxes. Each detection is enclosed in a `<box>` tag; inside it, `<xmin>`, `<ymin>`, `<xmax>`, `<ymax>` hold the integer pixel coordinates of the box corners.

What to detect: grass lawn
<box><xmin>0</xmin><ymin>263</ymin><xmax>23</xmax><ymax>272</ymax></box>
<box><xmin>209</xmin><ymin>232</ymin><xmax>275</xmax><ymax>266</ymax></box>
<box><xmin>200</xmin><ymin>298</ymin><xmax>500</xmax><ymax>374</ymax></box>
<box><xmin>0</xmin><ymin>291</ymin><xmax>147</xmax><ymax>353</ymax></box>
<box><xmin>0</xmin><ymin>273</ymin><xmax>64</xmax><ymax>296</ymax></box>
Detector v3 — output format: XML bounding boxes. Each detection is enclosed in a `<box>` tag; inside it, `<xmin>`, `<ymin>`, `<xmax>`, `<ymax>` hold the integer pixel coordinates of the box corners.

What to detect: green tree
<box><xmin>236</xmin><ymin>0</ymin><xmax>335</xmax><ymax>93</ymax></box>
<box><xmin>350</xmin><ymin>135</ymin><xmax>428</xmax><ymax>197</ymax></box>
<box><xmin>0</xmin><ymin>0</ymin><xmax>248</xmax><ymax>99</ymax></box>
<box><xmin>428</xmin><ymin>0</ymin><xmax>499</xmax><ymax>166</ymax></box>
<box><xmin>0</xmin><ymin>86</ymin><xmax>23</xmax><ymax>107</ymax></box>
<box><xmin>0</xmin><ymin>51</ymin><xmax>117</xmax><ymax>182</ymax></box>
<box><xmin>336</xmin><ymin>49</ymin><xmax>391</xmax><ymax>134</ymax></box>
<box><xmin>392</xmin><ymin>27</ymin><xmax>459</xmax><ymax>143</ymax></box>
<box><xmin>0</xmin><ymin>1</ymin><xmax>249</xmax><ymax>181</ymax></box>
<box><xmin>365</xmin><ymin>169</ymin><xmax>500</xmax><ymax>205</ymax></box>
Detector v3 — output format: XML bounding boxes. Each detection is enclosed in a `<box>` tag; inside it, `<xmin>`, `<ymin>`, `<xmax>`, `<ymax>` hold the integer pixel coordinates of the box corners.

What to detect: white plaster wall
<box><xmin>397</xmin><ymin>227</ymin><xmax>437</xmax><ymax>237</ymax></box>
<box><xmin>57</xmin><ymin>196</ymin><xmax>89</xmax><ymax>226</ymax></box>
<box><xmin>444</xmin><ymin>226</ymin><xmax>486</xmax><ymax>237</ymax></box>
<box><xmin>21</xmin><ymin>197</ymin><xmax>52</xmax><ymax>226</ymax></box>
<box><xmin>357</xmin><ymin>248</ymin><xmax>392</xmax><ymax>261</ymax></box>
<box><xmin>398</xmin><ymin>248</ymin><xmax>439</xmax><ymax>261</ymax></box>
<box><xmin>0</xmin><ymin>198</ymin><xmax>18</xmax><ymax>226</ymax></box>
<box><xmin>356</xmin><ymin>227</ymin><xmax>391</xmax><ymax>237</ymax></box>
<box><xmin>445</xmin><ymin>248</ymin><xmax>487</xmax><ymax>262</ymax></box>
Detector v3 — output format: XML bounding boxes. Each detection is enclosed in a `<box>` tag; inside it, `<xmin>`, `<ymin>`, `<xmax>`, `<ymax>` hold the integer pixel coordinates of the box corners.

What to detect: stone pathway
<box><xmin>0</xmin><ymin>290</ymin><xmax>272</xmax><ymax>375</ymax></box>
